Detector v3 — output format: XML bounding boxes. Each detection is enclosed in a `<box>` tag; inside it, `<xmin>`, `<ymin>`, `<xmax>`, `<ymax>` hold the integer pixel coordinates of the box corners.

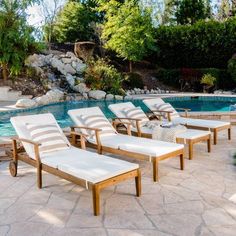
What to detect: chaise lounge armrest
<box><xmin>112</xmin><ymin>117</ymin><xmax>142</xmax><ymax>122</ymax></box>
<box><xmin>11</xmin><ymin>137</ymin><xmax>42</xmax><ymax>164</ymax></box>
<box><xmin>70</xmin><ymin>131</ymin><xmax>88</xmax><ymax>149</ymax></box>
<box><xmin>112</xmin><ymin>118</ymin><xmax>132</xmax><ymax>135</ymax></box>
<box><xmin>70</xmin><ymin>126</ymin><xmax>103</xmax><ymax>153</ymax></box>
<box><xmin>150</xmin><ymin>110</ymin><xmax>173</xmax><ymax>121</ymax></box>
<box><xmin>11</xmin><ymin>137</ymin><xmax>41</xmax><ymax>147</ymax></box>
<box><xmin>151</xmin><ymin>109</ymin><xmax>173</xmax><ymax>114</ymax></box>
<box><xmin>175</xmin><ymin>108</ymin><xmax>191</xmax><ymax>117</ymax></box>
<box><xmin>70</xmin><ymin>126</ymin><xmax>102</xmax><ymax>132</ymax></box>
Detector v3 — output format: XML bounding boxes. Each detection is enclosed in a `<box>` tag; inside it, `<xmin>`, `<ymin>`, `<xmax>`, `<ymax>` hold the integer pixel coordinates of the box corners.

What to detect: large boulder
<box><xmin>46</xmin><ymin>89</ymin><xmax>64</xmax><ymax>102</ymax></box>
<box><xmin>35</xmin><ymin>95</ymin><xmax>50</xmax><ymax>105</ymax></box>
<box><xmin>50</xmin><ymin>58</ymin><xmax>64</xmax><ymax>72</ymax></box>
<box><xmin>64</xmin><ymin>64</ymin><xmax>76</xmax><ymax>75</ymax></box>
<box><xmin>15</xmin><ymin>99</ymin><xmax>37</xmax><ymax>108</ymax></box>
<box><xmin>25</xmin><ymin>54</ymin><xmax>47</xmax><ymax>67</ymax></box>
<box><xmin>106</xmin><ymin>94</ymin><xmax>114</xmax><ymax>100</ymax></box>
<box><xmin>66</xmin><ymin>74</ymin><xmax>75</xmax><ymax>87</ymax></box>
<box><xmin>73</xmin><ymin>83</ymin><xmax>90</xmax><ymax>94</ymax></box>
<box><xmin>88</xmin><ymin>90</ymin><xmax>106</xmax><ymax>100</ymax></box>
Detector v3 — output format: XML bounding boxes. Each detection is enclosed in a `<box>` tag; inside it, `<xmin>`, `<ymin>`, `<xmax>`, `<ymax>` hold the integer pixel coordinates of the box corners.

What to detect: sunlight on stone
<box><xmin>37</xmin><ymin>210</ymin><xmax>63</xmax><ymax>225</ymax></box>
<box><xmin>229</xmin><ymin>193</ymin><xmax>236</xmax><ymax>204</ymax></box>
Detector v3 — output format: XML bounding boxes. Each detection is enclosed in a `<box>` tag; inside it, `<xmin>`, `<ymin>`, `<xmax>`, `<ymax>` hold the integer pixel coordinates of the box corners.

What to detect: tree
<box><xmin>173</xmin><ymin>0</ymin><xmax>211</xmax><ymax>25</ymax></box>
<box><xmin>40</xmin><ymin>0</ymin><xmax>64</xmax><ymax>50</ymax></box>
<box><xmin>101</xmin><ymin>0</ymin><xmax>157</xmax><ymax>72</ymax></box>
<box><xmin>0</xmin><ymin>0</ymin><xmax>40</xmax><ymax>81</ymax></box>
<box><xmin>51</xmin><ymin>1</ymin><xmax>100</xmax><ymax>43</ymax></box>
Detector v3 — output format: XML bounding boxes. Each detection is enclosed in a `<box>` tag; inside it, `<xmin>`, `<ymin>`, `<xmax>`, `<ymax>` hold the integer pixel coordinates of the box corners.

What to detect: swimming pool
<box><xmin>0</xmin><ymin>96</ymin><xmax>236</xmax><ymax>137</ymax></box>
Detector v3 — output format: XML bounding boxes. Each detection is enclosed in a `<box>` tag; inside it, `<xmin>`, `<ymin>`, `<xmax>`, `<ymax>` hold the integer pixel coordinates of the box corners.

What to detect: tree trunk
<box><xmin>2</xmin><ymin>63</ymin><xmax>8</xmax><ymax>82</ymax></box>
<box><xmin>129</xmin><ymin>61</ymin><xmax>133</xmax><ymax>72</ymax></box>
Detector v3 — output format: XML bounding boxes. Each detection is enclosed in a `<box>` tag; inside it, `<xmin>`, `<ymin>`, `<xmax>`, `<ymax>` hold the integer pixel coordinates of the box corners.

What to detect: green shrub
<box><xmin>227</xmin><ymin>57</ymin><xmax>236</xmax><ymax>82</ymax></box>
<box><xmin>154</xmin><ymin>69</ymin><xmax>181</xmax><ymax>89</ymax></box>
<box><xmin>201</xmin><ymin>74</ymin><xmax>216</xmax><ymax>86</ymax></box>
<box><xmin>153</xmin><ymin>68</ymin><xmax>233</xmax><ymax>91</ymax></box>
<box><xmin>154</xmin><ymin>19</ymin><xmax>236</xmax><ymax>68</ymax></box>
<box><xmin>123</xmin><ymin>72</ymin><xmax>144</xmax><ymax>89</ymax></box>
<box><xmin>85</xmin><ymin>58</ymin><xmax>124</xmax><ymax>95</ymax></box>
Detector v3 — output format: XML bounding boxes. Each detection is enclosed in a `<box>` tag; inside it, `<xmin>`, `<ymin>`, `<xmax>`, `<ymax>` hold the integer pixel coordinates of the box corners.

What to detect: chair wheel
<box><xmin>9</xmin><ymin>161</ymin><xmax>17</xmax><ymax>177</ymax></box>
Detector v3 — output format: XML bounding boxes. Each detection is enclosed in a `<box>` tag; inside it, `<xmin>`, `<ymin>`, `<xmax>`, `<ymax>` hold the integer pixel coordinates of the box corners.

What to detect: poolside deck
<box><xmin>0</xmin><ymin>127</ymin><xmax>236</xmax><ymax>236</ymax></box>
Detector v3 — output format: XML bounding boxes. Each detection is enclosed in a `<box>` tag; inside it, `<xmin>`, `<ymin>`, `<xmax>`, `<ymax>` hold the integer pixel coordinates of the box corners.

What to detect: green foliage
<box><xmin>234</xmin><ymin>153</ymin><xmax>236</xmax><ymax>165</ymax></box>
<box><xmin>227</xmin><ymin>56</ymin><xmax>236</xmax><ymax>82</ymax></box>
<box><xmin>153</xmin><ymin>68</ymin><xmax>233</xmax><ymax>91</ymax></box>
<box><xmin>154</xmin><ymin>18</ymin><xmax>236</xmax><ymax>68</ymax></box>
<box><xmin>0</xmin><ymin>0</ymin><xmax>40</xmax><ymax>79</ymax></box>
<box><xmin>173</xmin><ymin>0</ymin><xmax>211</xmax><ymax>25</ymax></box>
<box><xmin>123</xmin><ymin>72</ymin><xmax>144</xmax><ymax>89</ymax></box>
<box><xmin>85</xmin><ymin>58</ymin><xmax>124</xmax><ymax>95</ymax></box>
<box><xmin>201</xmin><ymin>73</ymin><xmax>216</xmax><ymax>86</ymax></box>
<box><xmin>101</xmin><ymin>0</ymin><xmax>157</xmax><ymax>64</ymax></box>
<box><xmin>154</xmin><ymin>69</ymin><xmax>181</xmax><ymax>89</ymax></box>
<box><xmin>51</xmin><ymin>1</ymin><xmax>99</xmax><ymax>43</ymax></box>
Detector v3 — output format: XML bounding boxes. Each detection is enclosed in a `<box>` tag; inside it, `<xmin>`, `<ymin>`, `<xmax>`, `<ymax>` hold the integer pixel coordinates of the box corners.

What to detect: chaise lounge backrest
<box><xmin>10</xmin><ymin>113</ymin><xmax>70</xmax><ymax>159</ymax></box>
<box><xmin>143</xmin><ymin>98</ymin><xmax>180</xmax><ymax>120</ymax></box>
<box><xmin>68</xmin><ymin>107</ymin><xmax>118</xmax><ymax>139</ymax></box>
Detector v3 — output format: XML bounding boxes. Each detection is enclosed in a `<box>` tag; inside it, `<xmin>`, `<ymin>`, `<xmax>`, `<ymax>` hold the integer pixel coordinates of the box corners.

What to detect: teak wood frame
<box><xmin>9</xmin><ymin>136</ymin><xmax>141</xmax><ymax>216</ymax></box>
<box><xmin>112</xmin><ymin>117</ymin><xmax>211</xmax><ymax>160</ymax></box>
<box><xmin>149</xmin><ymin>108</ymin><xmax>231</xmax><ymax>145</ymax></box>
<box><xmin>70</xmin><ymin>126</ymin><xmax>184</xmax><ymax>182</ymax></box>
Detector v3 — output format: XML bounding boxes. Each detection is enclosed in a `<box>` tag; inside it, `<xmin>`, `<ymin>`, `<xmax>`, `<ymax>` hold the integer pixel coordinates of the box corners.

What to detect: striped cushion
<box><xmin>155</xmin><ymin>103</ymin><xmax>179</xmax><ymax>120</ymax></box>
<box><xmin>81</xmin><ymin>114</ymin><xmax>116</xmax><ymax>139</ymax></box>
<box><xmin>26</xmin><ymin>123</ymin><xmax>69</xmax><ymax>154</ymax></box>
<box><xmin>123</xmin><ymin>107</ymin><xmax>149</xmax><ymax>127</ymax></box>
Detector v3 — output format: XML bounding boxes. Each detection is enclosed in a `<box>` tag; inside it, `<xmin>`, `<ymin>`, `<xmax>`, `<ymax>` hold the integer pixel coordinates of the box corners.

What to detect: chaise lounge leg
<box><xmin>152</xmin><ymin>158</ymin><xmax>158</xmax><ymax>182</ymax></box>
<box><xmin>37</xmin><ymin>164</ymin><xmax>42</xmax><ymax>189</ymax></box>
<box><xmin>207</xmin><ymin>136</ymin><xmax>211</xmax><ymax>153</ymax></box>
<box><xmin>10</xmin><ymin>139</ymin><xmax>18</xmax><ymax>177</ymax></box>
<box><xmin>213</xmin><ymin>129</ymin><xmax>217</xmax><ymax>145</ymax></box>
<box><xmin>188</xmin><ymin>141</ymin><xmax>193</xmax><ymax>160</ymax></box>
<box><xmin>92</xmin><ymin>184</ymin><xmax>100</xmax><ymax>216</ymax></box>
<box><xmin>180</xmin><ymin>154</ymin><xmax>184</xmax><ymax>170</ymax></box>
<box><xmin>135</xmin><ymin>169</ymin><xmax>141</xmax><ymax>197</ymax></box>
<box><xmin>228</xmin><ymin>128</ymin><xmax>231</xmax><ymax>140</ymax></box>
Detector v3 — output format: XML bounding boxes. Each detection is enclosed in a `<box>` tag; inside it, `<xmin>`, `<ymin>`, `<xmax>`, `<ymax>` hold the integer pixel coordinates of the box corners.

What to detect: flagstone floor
<box><xmin>0</xmin><ymin>128</ymin><xmax>236</xmax><ymax>236</ymax></box>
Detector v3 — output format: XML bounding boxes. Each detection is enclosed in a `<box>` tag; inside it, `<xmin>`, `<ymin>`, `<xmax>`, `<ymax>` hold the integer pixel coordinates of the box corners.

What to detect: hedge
<box><xmin>154</xmin><ymin>68</ymin><xmax>234</xmax><ymax>91</ymax></box>
<box><xmin>154</xmin><ymin>19</ymin><xmax>236</xmax><ymax>68</ymax></box>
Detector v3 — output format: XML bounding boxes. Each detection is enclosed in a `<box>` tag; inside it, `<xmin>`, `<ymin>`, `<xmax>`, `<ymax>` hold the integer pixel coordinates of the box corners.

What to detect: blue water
<box><xmin>0</xmin><ymin>96</ymin><xmax>236</xmax><ymax>137</ymax></box>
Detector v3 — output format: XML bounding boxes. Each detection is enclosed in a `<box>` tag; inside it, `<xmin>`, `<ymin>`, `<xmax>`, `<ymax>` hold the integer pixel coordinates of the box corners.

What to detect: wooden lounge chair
<box><xmin>143</xmin><ymin>98</ymin><xmax>231</xmax><ymax>145</ymax></box>
<box><xmin>68</xmin><ymin>107</ymin><xmax>184</xmax><ymax>182</ymax></box>
<box><xmin>108</xmin><ymin>102</ymin><xmax>211</xmax><ymax>160</ymax></box>
<box><xmin>9</xmin><ymin>113</ymin><xmax>141</xmax><ymax>216</ymax></box>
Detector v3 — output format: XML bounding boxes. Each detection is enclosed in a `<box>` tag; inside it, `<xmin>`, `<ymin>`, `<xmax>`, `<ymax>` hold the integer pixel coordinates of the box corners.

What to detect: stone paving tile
<box><xmin>107</xmin><ymin>229</ymin><xmax>172</xmax><ymax>236</ymax></box>
<box><xmin>44</xmin><ymin>227</ymin><xmax>107</xmax><ymax>236</ymax></box>
<box><xmin>0</xmin><ymin>126</ymin><xmax>236</xmax><ymax>235</ymax></box>
<box><xmin>6</xmin><ymin>222</ymin><xmax>51</xmax><ymax>236</ymax></box>
<box><xmin>149</xmin><ymin>213</ymin><xmax>202</xmax><ymax>236</ymax></box>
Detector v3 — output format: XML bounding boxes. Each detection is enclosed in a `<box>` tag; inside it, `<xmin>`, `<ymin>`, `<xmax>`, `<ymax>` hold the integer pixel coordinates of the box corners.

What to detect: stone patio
<box><xmin>0</xmin><ymin>128</ymin><xmax>236</xmax><ymax>236</ymax></box>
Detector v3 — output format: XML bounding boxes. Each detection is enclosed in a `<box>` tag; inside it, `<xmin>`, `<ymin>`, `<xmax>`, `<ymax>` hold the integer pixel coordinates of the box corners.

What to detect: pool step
<box><xmin>0</xmin><ymin>86</ymin><xmax>32</xmax><ymax>102</ymax></box>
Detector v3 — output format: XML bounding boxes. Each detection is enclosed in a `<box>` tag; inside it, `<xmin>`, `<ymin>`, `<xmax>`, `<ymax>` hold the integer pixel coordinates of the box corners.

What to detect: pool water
<box><xmin>0</xmin><ymin>96</ymin><xmax>236</xmax><ymax>137</ymax></box>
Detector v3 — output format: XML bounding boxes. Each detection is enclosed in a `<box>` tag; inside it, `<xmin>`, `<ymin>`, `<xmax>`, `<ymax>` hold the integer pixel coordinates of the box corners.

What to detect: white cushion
<box><xmin>68</xmin><ymin>107</ymin><xmax>117</xmax><ymax>138</ymax></box>
<box><xmin>131</xmin><ymin>126</ymin><xmax>210</xmax><ymax>141</ymax></box>
<box><xmin>90</xmin><ymin>134</ymin><xmax>183</xmax><ymax>158</ymax></box>
<box><xmin>173</xmin><ymin>117</ymin><xmax>230</xmax><ymax>129</ymax></box>
<box><xmin>10</xmin><ymin>113</ymin><xmax>71</xmax><ymax>159</ymax></box>
<box><xmin>41</xmin><ymin>147</ymin><xmax>139</xmax><ymax>184</ymax></box>
<box><xmin>80</xmin><ymin>114</ymin><xmax>116</xmax><ymax>138</ymax></box>
<box><xmin>155</xmin><ymin>103</ymin><xmax>180</xmax><ymax>119</ymax></box>
<box><xmin>25</xmin><ymin>123</ymin><xmax>69</xmax><ymax>154</ymax></box>
<box><xmin>123</xmin><ymin>107</ymin><xmax>149</xmax><ymax>127</ymax></box>
<box><xmin>108</xmin><ymin>102</ymin><xmax>135</xmax><ymax>118</ymax></box>
<box><xmin>143</xmin><ymin>98</ymin><xmax>165</xmax><ymax>111</ymax></box>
